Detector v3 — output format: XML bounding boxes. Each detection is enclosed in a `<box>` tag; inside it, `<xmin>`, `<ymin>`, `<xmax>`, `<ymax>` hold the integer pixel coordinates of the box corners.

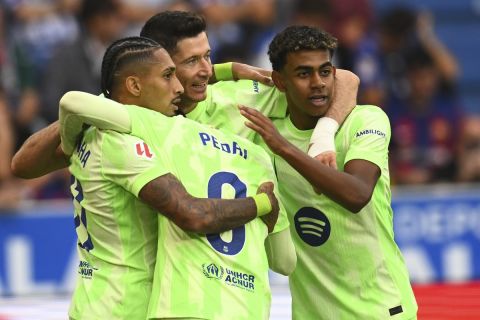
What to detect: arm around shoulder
<box><xmin>309</xmin><ymin>69</ymin><xmax>359</xmax><ymax>161</ymax></box>
<box><xmin>59</xmin><ymin>91</ymin><xmax>132</xmax><ymax>155</ymax></box>
<box><xmin>325</xmin><ymin>69</ymin><xmax>359</xmax><ymax>123</ymax></box>
<box><xmin>211</xmin><ymin>62</ymin><xmax>273</xmax><ymax>86</ymax></box>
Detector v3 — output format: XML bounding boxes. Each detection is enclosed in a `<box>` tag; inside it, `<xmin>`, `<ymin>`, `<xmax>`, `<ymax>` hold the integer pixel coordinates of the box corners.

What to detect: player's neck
<box><xmin>112</xmin><ymin>92</ymin><xmax>127</xmax><ymax>105</ymax></box>
<box><xmin>289</xmin><ymin>109</ymin><xmax>318</xmax><ymax>130</ymax></box>
<box><xmin>116</xmin><ymin>92</ymin><xmax>138</xmax><ymax>107</ymax></box>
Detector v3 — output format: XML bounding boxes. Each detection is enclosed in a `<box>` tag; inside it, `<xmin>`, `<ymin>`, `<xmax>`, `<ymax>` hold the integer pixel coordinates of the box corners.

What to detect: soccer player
<box><xmin>59</xmin><ymin>36</ymin><xmax>292</xmax><ymax>320</ymax></box>
<box><xmin>240</xmin><ymin>26</ymin><xmax>418</xmax><ymax>319</ymax></box>
<box><xmin>10</xmin><ymin>11</ymin><xmax>360</xmax><ymax>179</ymax></box>
<box><xmin>140</xmin><ymin>11</ymin><xmax>359</xmax><ymax>163</ymax></box>
<box><xmin>61</xmin><ymin>90</ymin><xmax>294</xmax><ymax>319</ymax></box>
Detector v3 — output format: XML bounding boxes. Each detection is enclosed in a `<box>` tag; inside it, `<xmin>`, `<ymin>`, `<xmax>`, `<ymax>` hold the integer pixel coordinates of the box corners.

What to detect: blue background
<box><xmin>1</xmin><ymin>186</ymin><xmax>480</xmax><ymax>296</ymax></box>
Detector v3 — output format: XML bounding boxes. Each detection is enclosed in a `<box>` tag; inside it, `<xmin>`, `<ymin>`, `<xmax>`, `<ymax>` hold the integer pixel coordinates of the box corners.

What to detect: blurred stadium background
<box><xmin>0</xmin><ymin>0</ymin><xmax>479</xmax><ymax>319</ymax></box>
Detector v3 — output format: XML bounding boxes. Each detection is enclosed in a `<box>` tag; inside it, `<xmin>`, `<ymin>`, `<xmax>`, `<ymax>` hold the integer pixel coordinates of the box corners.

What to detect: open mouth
<box><xmin>309</xmin><ymin>95</ymin><xmax>328</xmax><ymax>106</ymax></box>
<box><xmin>191</xmin><ymin>82</ymin><xmax>207</xmax><ymax>93</ymax></box>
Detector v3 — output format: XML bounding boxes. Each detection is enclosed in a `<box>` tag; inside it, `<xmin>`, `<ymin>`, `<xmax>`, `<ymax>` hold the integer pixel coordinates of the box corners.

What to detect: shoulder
<box><xmin>125</xmin><ymin>104</ymin><xmax>160</xmax><ymax>118</ymax></box>
<box><xmin>340</xmin><ymin>105</ymin><xmax>391</xmax><ymax>139</ymax></box>
<box><xmin>100</xmin><ymin>130</ymin><xmax>146</xmax><ymax>146</ymax></box>
<box><xmin>351</xmin><ymin>105</ymin><xmax>387</xmax><ymax>116</ymax></box>
<box><xmin>349</xmin><ymin>105</ymin><xmax>390</xmax><ymax>124</ymax></box>
<box><xmin>126</xmin><ymin>105</ymin><xmax>172</xmax><ymax>129</ymax></box>
<box><xmin>209</xmin><ymin>80</ymin><xmax>245</xmax><ymax>93</ymax></box>
<box><xmin>73</xmin><ymin>129</ymin><xmax>154</xmax><ymax>169</ymax></box>
<box><xmin>210</xmin><ymin>80</ymin><xmax>276</xmax><ymax>95</ymax></box>
<box><xmin>99</xmin><ymin>131</ymin><xmax>158</xmax><ymax>165</ymax></box>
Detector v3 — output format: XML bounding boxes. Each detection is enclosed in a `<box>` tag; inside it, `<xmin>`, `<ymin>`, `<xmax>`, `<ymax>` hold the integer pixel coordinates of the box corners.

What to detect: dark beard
<box><xmin>175</xmin><ymin>109</ymin><xmax>186</xmax><ymax>117</ymax></box>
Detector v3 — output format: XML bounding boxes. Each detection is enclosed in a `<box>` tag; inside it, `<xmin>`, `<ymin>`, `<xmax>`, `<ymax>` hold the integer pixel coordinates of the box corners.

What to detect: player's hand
<box><xmin>239</xmin><ymin>105</ymin><xmax>289</xmax><ymax>155</ymax></box>
<box><xmin>257</xmin><ymin>181</ymin><xmax>279</xmax><ymax>233</ymax></box>
<box><xmin>313</xmin><ymin>150</ymin><xmax>337</xmax><ymax>169</ymax></box>
<box><xmin>311</xmin><ymin>150</ymin><xmax>337</xmax><ymax>194</ymax></box>
<box><xmin>232</xmin><ymin>63</ymin><xmax>273</xmax><ymax>86</ymax></box>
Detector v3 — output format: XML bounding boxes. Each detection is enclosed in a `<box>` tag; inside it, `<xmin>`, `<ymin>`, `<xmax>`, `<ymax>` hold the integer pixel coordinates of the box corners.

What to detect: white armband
<box><xmin>308</xmin><ymin>117</ymin><xmax>339</xmax><ymax>157</ymax></box>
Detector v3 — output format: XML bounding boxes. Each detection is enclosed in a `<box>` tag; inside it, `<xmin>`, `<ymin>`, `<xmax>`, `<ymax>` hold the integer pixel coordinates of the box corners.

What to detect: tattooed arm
<box><xmin>139</xmin><ymin>173</ymin><xmax>279</xmax><ymax>234</ymax></box>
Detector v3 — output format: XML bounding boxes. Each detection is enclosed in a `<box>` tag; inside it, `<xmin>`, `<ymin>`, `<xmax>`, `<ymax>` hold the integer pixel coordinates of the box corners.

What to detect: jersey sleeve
<box><xmin>248</xmin><ymin>138</ymin><xmax>289</xmax><ymax>234</ymax></box>
<box><xmin>260</xmin><ymin>154</ymin><xmax>289</xmax><ymax>234</ymax></box>
<box><xmin>344</xmin><ymin>106</ymin><xmax>391</xmax><ymax>169</ymax></box>
<box><xmin>255</xmin><ymin>82</ymin><xmax>288</xmax><ymax>118</ymax></box>
<box><xmin>100</xmin><ymin>131</ymin><xmax>170</xmax><ymax>197</ymax></box>
<box><xmin>272</xmin><ymin>196</ymin><xmax>290</xmax><ymax>234</ymax></box>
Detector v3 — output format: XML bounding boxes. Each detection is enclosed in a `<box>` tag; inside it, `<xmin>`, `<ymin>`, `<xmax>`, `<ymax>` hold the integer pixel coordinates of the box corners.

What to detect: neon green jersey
<box><xmin>258</xmin><ymin>106</ymin><xmax>417</xmax><ymax>320</ymax></box>
<box><xmin>187</xmin><ymin>80</ymin><xmax>287</xmax><ymax>140</ymax></box>
<box><xmin>68</xmin><ymin>128</ymin><xmax>167</xmax><ymax>320</ymax></box>
<box><xmin>124</xmin><ymin>105</ymin><xmax>289</xmax><ymax>320</ymax></box>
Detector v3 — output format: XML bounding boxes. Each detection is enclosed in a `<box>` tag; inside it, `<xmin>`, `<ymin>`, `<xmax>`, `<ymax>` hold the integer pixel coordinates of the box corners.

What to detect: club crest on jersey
<box><xmin>135</xmin><ymin>142</ymin><xmax>154</xmax><ymax>159</ymax></box>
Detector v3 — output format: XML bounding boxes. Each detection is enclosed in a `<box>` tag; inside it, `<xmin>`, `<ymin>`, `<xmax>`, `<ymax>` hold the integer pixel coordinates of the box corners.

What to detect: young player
<box><xmin>240</xmin><ymin>26</ymin><xmax>418</xmax><ymax>319</ymax></box>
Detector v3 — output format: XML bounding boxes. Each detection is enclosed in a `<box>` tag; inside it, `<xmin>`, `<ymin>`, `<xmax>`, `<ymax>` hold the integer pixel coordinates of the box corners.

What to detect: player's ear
<box><xmin>272</xmin><ymin>70</ymin><xmax>286</xmax><ymax>92</ymax></box>
<box><xmin>125</xmin><ymin>76</ymin><xmax>141</xmax><ymax>97</ymax></box>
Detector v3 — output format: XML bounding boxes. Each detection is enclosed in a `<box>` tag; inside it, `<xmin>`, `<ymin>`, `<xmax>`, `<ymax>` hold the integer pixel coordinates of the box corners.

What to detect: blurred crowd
<box><xmin>0</xmin><ymin>0</ymin><xmax>479</xmax><ymax>208</ymax></box>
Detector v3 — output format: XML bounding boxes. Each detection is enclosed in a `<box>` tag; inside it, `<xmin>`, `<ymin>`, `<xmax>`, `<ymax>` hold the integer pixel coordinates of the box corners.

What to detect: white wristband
<box><xmin>308</xmin><ymin>117</ymin><xmax>339</xmax><ymax>157</ymax></box>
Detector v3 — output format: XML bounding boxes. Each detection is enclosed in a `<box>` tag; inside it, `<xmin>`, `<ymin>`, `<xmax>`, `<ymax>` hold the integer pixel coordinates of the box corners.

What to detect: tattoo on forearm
<box><xmin>140</xmin><ymin>173</ymin><xmax>257</xmax><ymax>233</ymax></box>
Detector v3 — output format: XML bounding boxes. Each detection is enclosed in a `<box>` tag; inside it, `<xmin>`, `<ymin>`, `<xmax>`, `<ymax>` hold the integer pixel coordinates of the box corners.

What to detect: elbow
<box><xmin>10</xmin><ymin>157</ymin><xmax>20</xmax><ymax>177</ymax></box>
<box><xmin>345</xmin><ymin>191</ymin><xmax>372</xmax><ymax>213</ymax></box>
<box><xmin>344</xmin><ymin>69</ymin><xmax>360</xmax><ymax>86</ymax></box>
<box><xmin>351</xmin><ymin>71</ymin><xmax>360</xmax><ymax>87</ymax></box>
<box><xmin>10</xmin><ymin>155</ymin><xmax>28</xmax><ymax>179</ymax></box>
<box><xmin>336</xmin><ymin>69</ymin><xmax>360</xmax><ymax>87</ymax></box>
<box><xmin>175</xmin><ymin>216</ymin><xmax>206</xmax><ymax>233</ymax></box>
<box><xmin>59</xmin><ymin>91</ymin><xmax>82</xmax><ymax>113</ymax></box>
<box><xmin>348</xmin><ymin>205</ymin><xmax>364</xmax><ymax>214</ymax></box>
<box><xmin>59</xmin><ymin>92</ymin><xmax>71</xmax><ymax>110</ymax></box>
<box><xmin>59</xmin><ymin>92</ymin><xmax>73</xmax><ymax>114</ymax></box>
<box><xmin>272</xmin><ymin>253</ymin><xmax>297</xmax><ymax>276</ymax></box>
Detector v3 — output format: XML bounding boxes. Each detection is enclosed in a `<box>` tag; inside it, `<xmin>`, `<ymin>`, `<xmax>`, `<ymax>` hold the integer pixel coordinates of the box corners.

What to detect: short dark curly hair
<box><xmin>140</xmin><ymin>11</ymin><xmax>206</xmax><ymax>53</ymax></box>
<box><xmin>268</xmin><ymin>26</ymin><xmax>338</xmax><ymax>71</ymax></box>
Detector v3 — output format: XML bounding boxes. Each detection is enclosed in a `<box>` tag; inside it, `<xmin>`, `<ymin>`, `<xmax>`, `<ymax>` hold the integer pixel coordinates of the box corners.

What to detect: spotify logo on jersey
<box><xmin>294</xmin><ymin>207</ymin><xmax>331</xmax><ymax>246</ymax></box>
